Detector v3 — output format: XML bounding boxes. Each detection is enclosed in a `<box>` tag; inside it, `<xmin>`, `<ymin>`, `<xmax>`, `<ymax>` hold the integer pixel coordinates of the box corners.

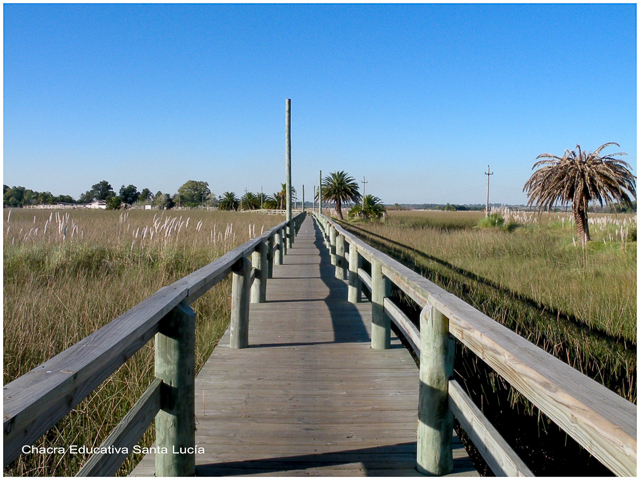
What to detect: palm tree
<box><xmin>241</xmin><ymin>192</ymin><xmax>260</xmax><ymax>210</ymax></box>
<box><xmin>349</xmin><ymin>195</ymin><xmax>387</xmax><ymax>219</ymax></box>
<box><xmin>523</xmin><ymin>143</ymin><xmax>636</xmax><ymax>244</ymax></box>
<box><xmin>218</xmin><ymin>192</ymin><xmax>239</xmax><ymax>211</ymax></box>
<box><xmin>322</xmin><ymin>171</ymin><xmax>361</xmax><ymax>220</ymax></box>
<box><xmin>277</xmin><ymin>183</ymin><xmax>296</xmax><ymax>210</ymax></box>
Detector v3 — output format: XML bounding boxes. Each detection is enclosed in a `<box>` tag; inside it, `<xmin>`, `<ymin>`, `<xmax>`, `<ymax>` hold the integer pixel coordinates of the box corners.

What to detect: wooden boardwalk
<box><xmin>131</xmin><ymin>217</ymin><xmax>477</xmax><ymax>477</ymax></box>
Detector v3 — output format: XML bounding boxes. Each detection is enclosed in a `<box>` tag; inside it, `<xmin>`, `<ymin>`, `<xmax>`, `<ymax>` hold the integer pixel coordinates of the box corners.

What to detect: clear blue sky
<box><xmin>4</xmin><ymin>3</ymin><xmax>637</xmax><ymax>205</ymax></box>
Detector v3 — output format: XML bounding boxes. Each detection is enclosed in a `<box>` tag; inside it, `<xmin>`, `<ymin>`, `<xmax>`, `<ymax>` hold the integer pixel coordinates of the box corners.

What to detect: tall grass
<box><xmin>3</xmin><ymin>208</ymin><xmax>282</xmax><ymax>476</ymax></box>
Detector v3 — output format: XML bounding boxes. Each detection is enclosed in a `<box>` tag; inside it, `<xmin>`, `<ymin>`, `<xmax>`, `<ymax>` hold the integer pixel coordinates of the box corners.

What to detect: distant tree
<box><xmin>524</xmin><ymin>142</ymin><xmax>637</xmax><ymax>244</ymax></box>
<box><xmin>349</xmin><ymin>195</ymin><xmax>387</xmax><ymax>219</ymax></box>
<box><xmin>79</xmin><ymin>191</ymin><xmax>94</xmax><ymax>203</ymax></box>
<box><xmin>55</xmin><ymin>194</ymin><xmax>75</xmax><ymax>204</ymax></box>
<box><xmin>119</xmin><ymin>185</ymin><xmax>140</xmax><ymax>205</ymax></box>
<box><xmin>444</xmin><ymin>203</ymin><xmax>457</xmax><ymax>211</ymax></box>
<box><xmin>322</xmin><ymin>171</ymin><xmax>361</xmax><ymax>220</ymax></box>
<box><xmin>177</xmin><ymin>180</ymin><xmax>211</xmax><ymax>208</ymax></box>
<box><xmin>264</xmin><ymin>194</ymin><xmax>279</xmax><ymax>209</ymax></box>
<box><xmin>139</xmin><ymin>188</ymin><xmax>154</xmax><ymax>202</ymax></box>
<box><xmin>241</xmin><ymin>192</ymin><xmax>260</xmax><ymax>210</ymax></box>
<box><xmin>89</xmin><ymin>180</ymin><xmax>114</xmax><ymax>201</ymax></box>
<box><xmin>106</xmin><ymin>196</ymin><xmax>122</xmax><ymax>210</ymax></box>
<box><xmin>218</xmin><ymin>192</ymin><xmax>239</xmax><ymax>211</ymax></box>
<box><xmin>3</xmin><ymin>186</ymin><xmax>25</xmax><ymax>207</ymax></box>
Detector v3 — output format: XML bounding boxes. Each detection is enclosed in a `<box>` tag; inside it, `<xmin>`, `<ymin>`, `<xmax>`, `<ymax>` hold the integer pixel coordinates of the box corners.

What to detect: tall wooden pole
<box><xmin>485</xmin><ymin>165</ymin><xmax>493</xmax><ymax>216</ymax></box>
<box><xmin>319</xmin><ymin>170</ymin><xmax>323</xmax><ymax>215</ymax></box>
<box><xmin>286</xmin><ymin>99</ymin><xmax>292</xmax><ymax>234</ymax></box>
<box><xmin>313</xmin><ymin>186</ymin><xmax>316</xmax><ymax>212</ymax></box>
<box><xmin>302</xmin><ymin>185</ymin><xmax>305</xmax><ymax>212</ymax></box>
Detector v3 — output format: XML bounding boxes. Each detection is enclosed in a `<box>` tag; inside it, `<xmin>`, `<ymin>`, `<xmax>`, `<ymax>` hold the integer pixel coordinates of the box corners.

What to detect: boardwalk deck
<box><xmin>131</xmin><ymin>217</ymin><xmax>477</xmax><ymax>477</ymax></box>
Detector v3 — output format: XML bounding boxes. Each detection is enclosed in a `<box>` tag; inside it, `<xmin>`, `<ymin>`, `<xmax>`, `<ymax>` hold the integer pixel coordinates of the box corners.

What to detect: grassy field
<box><xmin>3</xmin><ymin>208</ymin><xmax>283</xmax><ymax>476</ymax></box>
<box><xmin>338</xmin><ymin>208</ymin><xmax>636</xmax><ymax>475</ymax></box>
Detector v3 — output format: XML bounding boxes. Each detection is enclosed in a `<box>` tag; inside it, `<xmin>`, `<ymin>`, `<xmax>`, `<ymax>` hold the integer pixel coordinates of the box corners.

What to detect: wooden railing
<box><xmin>313</xmin><ymin>212</ymin><xmax>636</xmax><ymax>477</ymax></box>
<box><xmin>3</xmin><ymin>212</ymin><xmax>307</xmax><ymax>476</ymax></box>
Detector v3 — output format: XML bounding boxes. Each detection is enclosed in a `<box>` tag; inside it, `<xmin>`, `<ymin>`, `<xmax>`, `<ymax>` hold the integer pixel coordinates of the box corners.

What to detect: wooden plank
<box><xmin>358</xmin><ymin>268</ymin><xmax>372</xmax><ymax>291</ymax></box>
<box><xmin>383</xmin><ymin>297</ymin><xmax>420</xmax><ymax>358</ymax></box>
<box><xmin>448</xmin><ymin>380</ymin><xmax>533</xmax><ymax>477</ymax></box>
<box><xmin>322</xmin><ymin>214</ymin><xmax>637</xmax><ymax>477</ymax></box>
<box><xmin>76</xmin><ymin>379</ymin><xmax>162</xmax><ymax>477</ymax></box>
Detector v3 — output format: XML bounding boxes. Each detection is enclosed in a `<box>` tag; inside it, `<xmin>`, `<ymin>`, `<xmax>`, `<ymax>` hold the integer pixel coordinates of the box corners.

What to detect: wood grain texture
<box><xmin>76</xmin><ymin>379</ymin><xmax>161</xmax><ymax>477</ymax></box>
<box><xmin>131</xmin><ymin>216</ymin><xmax>476</xmax><ymax>477</ymax></box>
<box><xmin>316</xmin><ymin>213</ymin><xmax>636</xmax><ymax>476</ymax></box>
<box><xmin>448</xmin><ymin>380</ymin><xmax>533</xmax><ymax>477</ymax></box>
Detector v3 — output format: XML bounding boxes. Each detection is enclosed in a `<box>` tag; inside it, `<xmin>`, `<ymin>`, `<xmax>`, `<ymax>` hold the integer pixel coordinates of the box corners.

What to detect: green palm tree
<box><xmin>241</xmin><ymin>192</ymin><xmax>260</xmax><ymax>210</ymax></box>
<box><xmin>322</xmin><ymin>171</ymin><xmax>361</xmax><ymax>220</ymax></box>
<box><xmin>523</xmin><ymin>143</ymin><xmax>636</xmax><ymax>244</ymax></box>
<box><xmin>349</xmin><ymin>195</ymin><xmax>387</xmax><ymax>219</ymax></box>
<box><xmin>218</xmin><ymin>192</ymin><xmax>239</xmax><ymax>211</ymax></box>
<box><xmin>278</xmin><ymin>183</ymin><xmax>296</xmax><ymax>210</ymax></box>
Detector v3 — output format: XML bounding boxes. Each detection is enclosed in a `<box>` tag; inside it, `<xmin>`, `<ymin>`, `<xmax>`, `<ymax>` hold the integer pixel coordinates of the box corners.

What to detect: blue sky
<box><xmin>3</xmin><ymin>3</ymin><xmax>637</xmax><ymax>205</ymax></box>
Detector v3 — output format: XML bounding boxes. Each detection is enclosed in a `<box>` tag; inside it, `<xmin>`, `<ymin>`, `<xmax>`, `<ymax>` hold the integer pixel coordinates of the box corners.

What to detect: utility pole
<box><xmin>361</xmin><ymin>176</ymin><xmax>368</xmax><ymax>200</ymax></box>
<box><xmin>302</xmin><ymin>185</ymin><xmax>305</xmax><ymax>212</ymax></box>
<box><xmin>286</xmin><ymin>100</ymin><xmax>292</xmax><ymax>223</ymax></box>
<box><xmin>485</xmin><ymin>165</ymin><xmax>493</xmax><ymax>216</ymax></box>
<box><xmin>319</xmin><ymin>170</ymin><xmax>323</xmax><ymax>215</ymax></box>
<box><xmin>260</xmin><ymin>186</ymin><xmax>263</xmax><ymax>209</ymax></box>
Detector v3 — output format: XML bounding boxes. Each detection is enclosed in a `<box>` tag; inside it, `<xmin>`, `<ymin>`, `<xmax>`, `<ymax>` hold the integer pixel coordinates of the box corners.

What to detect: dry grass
<box><xmin>340</xmin><ymin>209</ymin><xmax>636</xmax><ymax>402</ymax></box>
<box><xmin>3</xmin><ymin>208</ymin><xmax>283</xmax><ymax>476</ymax></box>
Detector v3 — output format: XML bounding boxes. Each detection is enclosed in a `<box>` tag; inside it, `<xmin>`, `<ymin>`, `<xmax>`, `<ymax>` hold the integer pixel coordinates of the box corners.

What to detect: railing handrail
<box><xmin>3</xmin><ymin>212</ymin><xmax>306</xmax><ymax>470</ymax></box>
<box><xmin>313</xmin><ymin>211</ymin><xmax>636</xmax><ymax>477</ymax></box>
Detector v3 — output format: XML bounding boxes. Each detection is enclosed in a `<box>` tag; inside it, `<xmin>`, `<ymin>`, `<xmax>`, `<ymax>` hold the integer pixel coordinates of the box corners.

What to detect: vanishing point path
<box><xmin>131</xmin><ymin>216</ymin><xmax>477</xmax><ymax>476</ymax></box>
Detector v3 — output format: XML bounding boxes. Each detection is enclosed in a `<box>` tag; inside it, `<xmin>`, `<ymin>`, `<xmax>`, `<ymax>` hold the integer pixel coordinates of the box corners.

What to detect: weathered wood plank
<box><xmin>383</xmin><ymin>297</ymin><xmax>420</xmax><ymax>358</ymax></box>
<box><xmin>448</xmin><ymin>380</ymin><xmax>533</xmax><ymax>477</ymax></box>
<box><xmin>76</xmin><ymin>379</ymin><xmax>162</xmax><ymax>477</ymax></box>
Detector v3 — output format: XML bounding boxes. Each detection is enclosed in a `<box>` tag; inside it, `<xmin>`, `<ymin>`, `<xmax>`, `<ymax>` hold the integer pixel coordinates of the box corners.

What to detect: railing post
<box><xmin>282</xmin><ymin>225</ymin><xmax>288</xmax><ymax>256</ymax></box>
<box><xmin>251</xmin><ymin>241</ymin><xmax>268</xmax><ymax>303</ymax></box>
<box><xmin>155</xmin><ymin>301</ymin><xmax>196</xmax><ymax>477</ymax></box>
<box><xmin>335</xmin><ymin>233</ymin><xmax>346</xmax><ymax>280</ymax></box>
<box><xmin>267</xmin><ymin>236</ymin><xmax>275</xmax><ymax>279</ymax></box>
<box><xmin>329</xmin><ymin>226</ymin><xmax>337</xmax><ymax>265</ymax></box>
<box><xmin>230</xmin><ymin>256</ymin><xmax>251</xmax><ymax>349</ymax></box>
<box><xmin>348</xmin><ymin>244</ymin><xmax>361</xmax><ymax>303</ymax></box>
<box><xmin>275</xmin><ymin>230</ymin><xmax>283</xmax><ymax>265</ymax></box>
<box><xmin>417</xmin><ymin>305</ymin><xmax>454</xmax><ymax>475</ymax></box>
<box><xmin>371</xmin><ymin>258</ymin><xmax>391</xmax><ymax>349</ymax></box>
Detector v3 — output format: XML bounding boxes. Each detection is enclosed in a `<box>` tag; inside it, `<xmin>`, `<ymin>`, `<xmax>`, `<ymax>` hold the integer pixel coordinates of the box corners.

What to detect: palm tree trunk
<box><xmin>573</xmin><ymin>202</ymin><xmax>590</xmax><ymax>244</ymax></box>
<box><xmin>335</xmin><ymin>199</ymin><xmax>343</xmax><ymax>220</ymax></box>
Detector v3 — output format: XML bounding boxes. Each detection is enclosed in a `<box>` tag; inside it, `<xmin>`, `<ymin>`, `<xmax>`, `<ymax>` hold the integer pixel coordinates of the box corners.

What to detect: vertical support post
<box><xmin>302</xmin><ymin>185</ymin><xmax>305</xmax><ymax>212</ymax></box>
<box><xmin>335</xmin><ymin>233</ymin><xmax>346</xmax><ymax>280</ymax></box>
<box><xmin>319</xmin><ymin>170</ymin><xmax>323</xmax><ymax>215</ymax></box>
<box><xmin>274</xmin><ymin>230</ymin><xmax>283</xmax><ymax>265</ymax></box>
<box><xmin>371</xmin><ymin>258</ymin><xmax>391</xmax><ymax>349</ymax></box>
<box><xmin>155</xmin><ymin>301</ymin><xmax>196</xmax><ymax>477</ymax></box>
<box><xmin>230</xmin><ymin>257</ymin><xmax>251</xmax><ymax>349</ymax></box>
<box><xmin>267</xmin><ymin>235</ymin><xmax>274</xmax><ymax>279</ymax></box>
<box><xmin>250</xmin><ymin>241</ymin><xmax>268</xmax><ymax>303</ymax></box>
<box><xmin>282</xmin><ymin>225</ymin><xmax>288</xmax><ymax>256</ymax></box>
<box><xmin>348</xmin><ymin>244</ymin><xmax>361</xmax><ymax>303</ymax></box>
<box><xmin>417</xmin><ymin>305</ymin><xmax>454</xmax><ymax>475</ymax></box>
<box><xmin>285</xmin><ymin>99</ymin><xmax>292</xmax><ymax>248</ymax></box>
<box><xmin>329</xmin><ymin>226</ymin><xmax>337</xmax><ymax>266</ymax></box>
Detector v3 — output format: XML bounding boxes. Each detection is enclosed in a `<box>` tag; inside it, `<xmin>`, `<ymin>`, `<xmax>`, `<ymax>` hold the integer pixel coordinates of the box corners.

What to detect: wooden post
<box><xmin>285</xmin><ymin>99</ymin><xmax>292</xmax><ymax>248</ymax></box>
<box><xmin>335</xmin><ymin>234</ymin><xmax>346</xmax><ymax>280</ymax></box>
<box><xmin>274</xmin><ymin>230</ymin><xmax>283</xmax><ymax>265</ymax></box>
<box><xmin>250</xmin><ymin>241</ymin><xmax>268</xmax><ymax>303</ymax></box>
<box><xmin>417</xmin><ymin>305</ymin><xmax>454</xmax><ymax>475</ymax></box>
<box><xmin>302</xmin><ymin>185</ymin><xmax>305</xmax><ymax>212</ymax></box>
<box><xmin>282</xmin><ymin>225</ymin><xmax>288</xmax><ymax>256</ymax></box>
<box><xmin>329</xmin><ymin>226</ymin><xmax>337</xmax><ymax>265</ymax></box>
<box><xmin>155</xmin><ymin>301</ymin><xmax>196</xmax><ymax>477</ymax></box>
<box><xmin>371</xmin><ymin>258</ymin><xmax>391</xmax><ymax>349</ymax></box>
<box><xmin>267</xmin><ymin>235</ymin><xmax>274</xmax><ymax>279</ymax></box>
<box><xmin>319</xmin><ymin>170</ymin><xmax>322</xmax><ymax>215</ymax></box>
<box><xmin>230</xmin><ymin>257</ymin><xmax>251</xmax><ymax>349</ymax></box>
<box><xmin>348</xmin><ymin>244</ymin><xmax>361</xmax><ymax>303</ymax></box>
